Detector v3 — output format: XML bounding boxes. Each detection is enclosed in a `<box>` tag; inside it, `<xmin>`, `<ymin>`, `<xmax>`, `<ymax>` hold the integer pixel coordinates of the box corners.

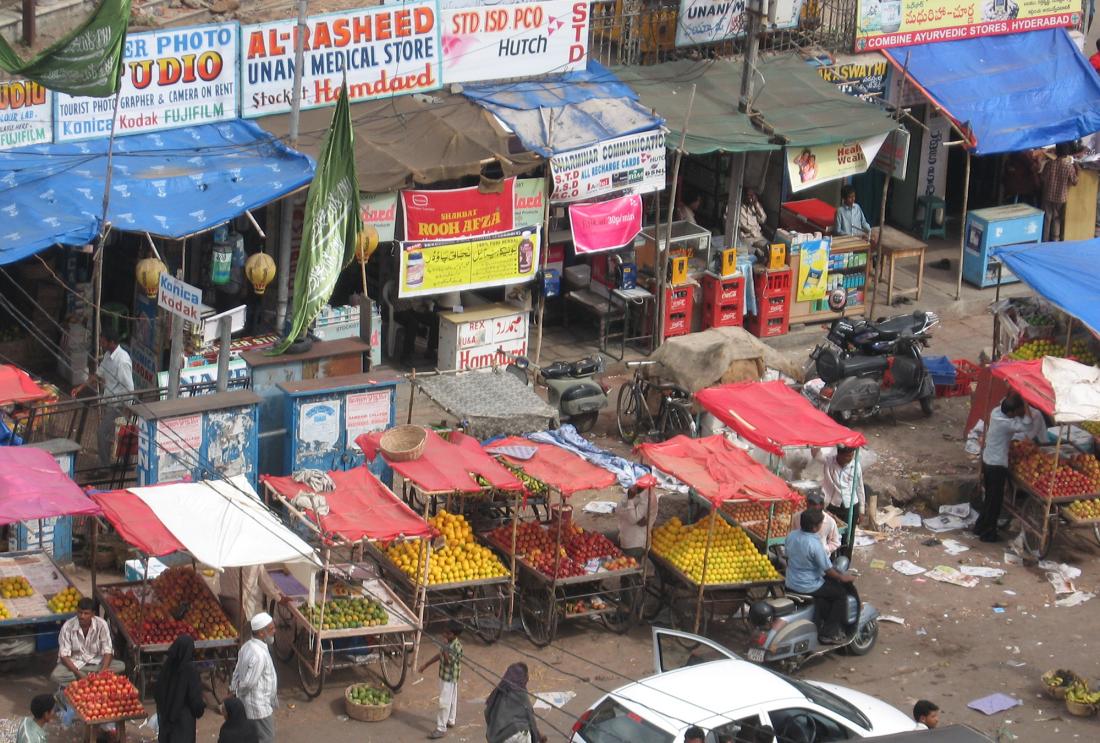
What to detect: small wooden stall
<box><xmin>262</xmin><ymin>468</ymin><xmax>425</xmax><ymax>697</ymax></box>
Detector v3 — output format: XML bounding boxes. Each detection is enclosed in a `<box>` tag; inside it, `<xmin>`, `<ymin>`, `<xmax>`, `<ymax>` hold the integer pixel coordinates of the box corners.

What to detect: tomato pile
<box><xmin>102</xmin><ymin>567</ymin><xmax>236</xmax><ymax>645</ymax></box>
<box><xmin>487</xmin><ymin>522</ymin><xmax>635</xmax><ymax>579</ymax></box>
<box><xmin>65</xmin><ymin>672</ymin><xmax>145</xmax><ymax>722</ymax></box>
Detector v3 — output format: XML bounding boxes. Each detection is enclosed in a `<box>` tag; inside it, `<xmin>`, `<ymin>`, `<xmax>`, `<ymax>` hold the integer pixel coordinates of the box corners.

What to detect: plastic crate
<box><xmin>924</xmin><ymin>355</ymin><xmax>956</xmax><ymax>386</ymax></box>
<box><xmin>665</xmin><ymin>284</ymin><xmax>694</xmax><ymax>313</ymax></box>
<box><xmin>754</xmin><ymin>267</ymin><xmax>791</xmax><ymax>299</ymax></box>
<box><xmin>745</xmin><ymin>313</ymin><xmax>789</xmax><ymax>338</ymax></box>
<box><xmin>702</xmin><ymin>273</ymin><xmax>744</xmax><ymax>305</ymax></box>
<box><xmin>665</xmin><ymin>312</ymin><xmax>691</xmax><ymax>338</ymax></box>
<box><xmin>937</xmin><ymin>359</ymin><xmax>980</xmax><ymax>398</ymax></box>
<box><xmin>760</xmin><ymin>295</ymin><xmax>789</xmax><ymax>319</ymax></box>
<box><xmin>703</xmin><ymin>300</ymin><xmax>743</xmax><ymax>328</ymax></box>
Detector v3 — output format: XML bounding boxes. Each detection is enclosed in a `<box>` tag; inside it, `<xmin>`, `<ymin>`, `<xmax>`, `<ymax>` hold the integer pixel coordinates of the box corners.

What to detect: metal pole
<box><xmin>955</xmin><ymin>151</ymin><xmax>971</xmax><ymax>301</ymax></box>
<box><xmin>167</xmin><ymin>314</ymin><xmax>184</xmax><ymax>400</ymax></box>
<box><xmin>276</xmin><ymin>0</ymin><xmax>310</xmax><ymax>331</ymax></box>
<box><xmin>216</xmin><ymin>316</ymin><xmax>232</xmax><ymax>393</ymax></box>
<box><xmin>992</xmin><ymin>262</ymin><xmax>1003</xmax><ymax>358</ymax></box>
<box><xmin>92</xmin><ymin>85</ymin><xmax>125</xmax><ymax>357</ymax></box>
<box><xmin>658</xmin><ymin>85</ymin><xmax>697</xmax><ymax>345</ymax></box>
<box><xmin>21</xmin><ymin>0</ymin><xmax>34</xmax><ymax>45</ymax></box>
<box><xmin>724</xmin><ymin>0</ymin><xmax>763</xmax><ymax>258</ymax></box>
<box><xmin>533</xmin><ymin>116</ymin><xmax>554</xmax><ymax>367</ymax></box>
<box><xmin>870</xmin><ymin>53</ymin><xmax>910</xmax><ymax>319</ymax></box>
<box><xmin>726</xmin><ymin>153</ymin><xmax>747</xmax><ymax>251</ymax></box>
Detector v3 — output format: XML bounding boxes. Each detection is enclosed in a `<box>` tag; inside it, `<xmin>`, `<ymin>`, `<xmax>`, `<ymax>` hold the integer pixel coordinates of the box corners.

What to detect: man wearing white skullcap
<box><xmin>229</xmin><ymin>612</ymin><xmax>278</xmax><ymax>742</ymax></box>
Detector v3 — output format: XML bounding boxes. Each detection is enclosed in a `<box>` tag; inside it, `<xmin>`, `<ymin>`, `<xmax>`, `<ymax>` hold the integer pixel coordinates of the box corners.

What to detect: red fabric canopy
<box><xmin>696</xmin><ymin>381</ymin><xmax>866</xmax><ymax>455</ymax></box>
<box><xmin>637</xmin><ymin>435</ymin><xmax>799</xmax><ymax>506</ymax></box>
<box><xmin>965</xmin><ymin>359</ymin><xmax>1055</xmax><ymax>435</ymax></box>
<box><xmin>0</xmin><ymin>447</ymin><xmax>100</xmax><ymax>524</ymax></box>
<box><xmin>486</xmin><ymin>437</ymin><xmax>617</xmax><ymax>496</ymax></box>
<box><xmin>88</xmin><ymin>489</ymin><xmax>183</xmax><ymax>557</ymax></box>
<box><xmin>357</xmin><ymin>429</ymin><xmax>523</xmax><ymax>494</ymax></box>
<box><xmin>263</xmin><ymin>468</ymin><xmax>433</xmax><ymax>542</ymax></box>
<box><xmin>0</xmin><ymin>365</ymin><xmax>49</xmax><ymax>406</ymax></box>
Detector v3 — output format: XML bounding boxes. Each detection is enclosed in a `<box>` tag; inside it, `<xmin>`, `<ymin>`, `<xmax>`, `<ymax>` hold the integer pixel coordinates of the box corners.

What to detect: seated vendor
<box><xmin>51</xmin><ymin>598</ymin><xmax>125</xmax><ymax>685</ymax></box>
<box><xmin>738</xmin><ymin>188</ymin><xmax>771</xmax><ymax>250</ymax></box>
<box><xmin>832</xmin><ymin>185</ymin><xmax>871</xmax><ymax>239</ymax></box>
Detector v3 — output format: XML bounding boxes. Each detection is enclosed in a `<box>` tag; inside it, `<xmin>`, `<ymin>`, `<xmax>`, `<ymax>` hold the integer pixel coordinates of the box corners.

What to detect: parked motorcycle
<box><xmin>824</xmin><ymin>309</ymin><xmax>939</xmax><ymax>356</ymax></box>
<box><xmin>746</xmin><ymin>556</ymin><xmax>879</xmax><ymax>672</ymax></box>
<box><xmin>506</xmin><ymin>356</ymin><xmax>609</xmax><ymax>433</ymax></box>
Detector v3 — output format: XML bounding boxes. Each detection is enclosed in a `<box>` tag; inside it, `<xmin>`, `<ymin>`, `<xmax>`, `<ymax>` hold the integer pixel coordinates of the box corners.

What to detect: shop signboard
<box><xmin>917</xmin><ymin>110</ymin><xmax>952</xmax><ymax>201</ymax></box>
<box><xmin>814</xmin><ymin>54</ymin><xmax>888</xmax><ymax>99</ymax></box>
<box><xmin>0</xmin><ymin>79</ymin><xmax>52</xmax><ymax>149</ymax></box>
<box><xmin>157</xmin><ymin>359</ymin><xmax>249</xmax><ymax>397</ymax></box>
<box><xmin>398</xmin><ymin>226</ymin><xmax>541</xmax><ymax>297</ymax></box>
<box><xmin>240</xmin><ymin>3</ymin><xmax>443</xmax><ymax>118</ymax></box>
<box><xmin>569</xmin><ymin>194</ymin><xmax>643</xmax><ymax>253</ymax></box>
<box><xmin>345</xmin><ymin>390</ymin><xmax>392</xmax><ymax>450</ymax></box>
<box><xmin>785</xmin><ymin>133</ymin><xmax>888</xmax><ymax>193</ymax></box>
<box><xmin>53</xmin><ymin>23</ymin><xmax>239</xmax><ymax>142</ymax></box>
<box><xmin>514</xmin><ymin>177</ymin><xmax>546</xmax><ymax>227</ymax></box>
<box><xmin>796</xmin><ymin>238</ymin><xmax>830</xmax><ymax>302</ymax></box>
<box><xmin>157</xmin><ymin>273</ymin><xmax>203</xmax><ymax>324</ymax></box>
<box><xmin>871</xmin><ymin>127</ymin><xmax>910</xmax><ymax>180</ymax></box>
<box><xmin>550</xmin><ymin>129</ymin><xmax>666</xmax><ymax>203</ymax></box>
<box><xmin>441</xmin><ymin>0</ymin><xmax>589</xmax><ymax>83</ymax></box>
<box><xmin>675</xmin><ymin>0</ymin><xmax>803</xmax><ymax>48</ymax></box>
<box><xmin>360</xmin><ymin>192</ymin><xmax>399</xmax><ymax>242</ymax></box>
<box><xmin>854</xmin><ymin>0</ymin><xmax>1076</xmax><ymax>51</ymax></box>
<box><xmin>401</xmin><ymin>177</ymin><xmax>515</xmax><ymax>240</ymax></box>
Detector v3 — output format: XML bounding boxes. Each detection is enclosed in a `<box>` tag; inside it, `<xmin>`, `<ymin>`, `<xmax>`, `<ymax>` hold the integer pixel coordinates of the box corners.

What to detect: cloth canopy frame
<box><xmin>88</xmin><ymin>487</ymin><xmax>183</xmax><ymax>557</ymax></box>
<box><xmin>0</xmin><ymin>119</ymin><xmax>315</xmax><ymax>265</ymax></box>
<box><xmin>991</xmin><ymin>239</ymin><xmax>1100</xmax><ymax>338</ymax></box>
<box><xmin>0</xmin><ymin>365</ymin><xmax>50</xmax><ymax>406</ymax></box>
<box><xmin>0</xmin><ymin>447</ymin><xmax>99</xmax><ymax>525</ymax></box>
<box><xmin>637</xmin><ymin>435</ymin><xmax>799</xmax><ymax>507</ymax></box>
<box><xmin>485</xmin><ymin>436</ymin><xmax>617</xmax><ymax>496</ymax></box>
<box><xmin>882</xmin><ymin>29</ymin><xmax>1100</xmax><ymax>155</ymax></box>
<box><xmin>357</xmin><ymin>429</ymin><xmax>524</xmax><ymax>495</ymax></box>
<box><xmin>695</xmin><ymin>381</ymin><xmax>867</xmax><ymax>456</ymax></box>
<box><xmin>262</xmin><ymin>468</ymin><xmax>434</xmax><ymax>544</ymax></box>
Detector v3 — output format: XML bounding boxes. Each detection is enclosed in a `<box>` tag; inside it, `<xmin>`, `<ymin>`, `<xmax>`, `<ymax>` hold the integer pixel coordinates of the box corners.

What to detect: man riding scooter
<box><xmin>785</xmin><ymin>510</ymin><xmax>856</xmax><ymax>645</ymax></box>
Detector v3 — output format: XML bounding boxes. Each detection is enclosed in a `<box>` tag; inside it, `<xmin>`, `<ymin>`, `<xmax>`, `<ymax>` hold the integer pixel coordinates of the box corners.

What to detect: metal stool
<box><xmin>917</xmin><ymin>195</ymin><xmax>947</xmax><ymax>241</ymax></box>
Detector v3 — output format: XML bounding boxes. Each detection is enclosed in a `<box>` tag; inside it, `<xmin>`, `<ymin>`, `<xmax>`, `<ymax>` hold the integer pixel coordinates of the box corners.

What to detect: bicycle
<box><xmin>615</xmin><ymin>360</ymin><xmax>696</xmax><ymax>444</ymax></box>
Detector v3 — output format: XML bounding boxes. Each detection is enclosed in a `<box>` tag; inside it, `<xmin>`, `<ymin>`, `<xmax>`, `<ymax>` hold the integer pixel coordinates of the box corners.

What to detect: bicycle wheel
<box><xmin>659</xmin><ymin>399</ymin><xmax>696</xmax><ymax>441</ymax></box>
<box><xmin>616</xmin><ymin>383</ymin><xmax>644</xmax><ymax>443</ymax></box>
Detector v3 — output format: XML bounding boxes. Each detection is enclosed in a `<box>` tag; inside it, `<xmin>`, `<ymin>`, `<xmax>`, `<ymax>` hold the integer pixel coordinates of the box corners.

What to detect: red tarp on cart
<box><xmin>966</xmin><ymin>357</ymin><xmax>1100</xmax><ymax>433</ymax></box>
<box><xmin>485</xmin><ymin>437</ymin><xmax>617</xmax><ymax>496</ymax></box>
<box><xmin>0</xmin><ymin>447</ymin><xmax>99</xmax><ymax>524</ymax></box>
<box><xmin>88</xmin><ymin>489</ymin><xmax>183</xmax><ymax>557</ymax></box>
<box><xmin>637</xmin><ymin>435</ymin><xmax>800</xmax><ymax>506</ymax></box>
<box><xmin>357</xmin><ymin>429</ymin><xmax>524</xmax><ymax>494</ymax></box>
<box><xmin>263</xmin><ymin>468</ymin><xmax>434</xmax><ymax>543</ymax></box>
<box><xmin>0</xmin><ymin>365</ymin><xmax>49</xmax><ymax>406</ymax></box>
<box><xmin>695</xmin><ymin>381</ymin><xmax>866</xmax><ymax>455</ymax></box>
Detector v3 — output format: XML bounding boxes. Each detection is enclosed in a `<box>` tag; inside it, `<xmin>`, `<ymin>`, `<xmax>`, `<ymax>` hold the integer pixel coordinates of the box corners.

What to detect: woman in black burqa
<box><xmin>484</xmin><ymin>662</ymin><xmax>546</xmax><ymax>743</ymax></box>
<box><xmin>218</xmin><ymin>697</ymin><xmax>259</xmax><ymax>743</ymax></box>
<box><xmin>153</xmin><ymin>634</ymin><xmax>206</xmax><ymax>743</ymax></box>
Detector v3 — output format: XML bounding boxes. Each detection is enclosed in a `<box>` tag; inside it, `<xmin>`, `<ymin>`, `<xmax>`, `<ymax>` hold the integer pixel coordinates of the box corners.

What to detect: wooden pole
<box><xmin>658</xmin><ymin>84</ymin><xmax>697</xmax><ymax>345</ymax></box>
<box><xmin>869</xmin><ymin>53</ymin><xmax>909</xmax><ymax>319</ymax></box>
<box><xmin>406</xmin><ymin>369</ymin><xmax>416</xmax><ymax>424</ymax></box>
<box><xmin>508</xmin><ymin>492</ymin><xmax>519</xmax><ymax>625</ymax></box>
<box><xmin>955</xmin><ymin>151</ymin><xmax>971</xmax><ymax>301</ymax></box>
<box><xmin>693</xmin><ymin>507</ymin><xmax>717</xmax><ymax>633</ymax></box>
<box><xmin>533</xmin><ymin>119</ymin><xmax>553</xmax><ymax>367</ymax></box>
<box><xmin>412</xmin><ymin>536</ymin><xmax>433</xmax><ymax>671</ymax></box>
<box><xmin>90</xmin><ymin>519</ymin><xmax>98</xmax><ymax>597</ymax></box>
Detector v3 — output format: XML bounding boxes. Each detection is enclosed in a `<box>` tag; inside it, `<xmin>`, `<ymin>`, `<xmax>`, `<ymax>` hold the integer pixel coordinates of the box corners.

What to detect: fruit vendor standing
<box><xmin>811</xmin><ymin>446</ymin><xmax>872</xmax><ymax>536</ymax></box>
<box><xmin>51</xmin><ymin>598</ymin><xmax>126</xmax><ymax>685</ymax></box>
<box><xmin>617</xmin><ymin>481</ymin><xmax>658</xmax><ymax>560</ymax></box>
<box><xmin>973</xmin><ymin>394</ymin><xmax>1038</xmax><ymax>543</ymax></box>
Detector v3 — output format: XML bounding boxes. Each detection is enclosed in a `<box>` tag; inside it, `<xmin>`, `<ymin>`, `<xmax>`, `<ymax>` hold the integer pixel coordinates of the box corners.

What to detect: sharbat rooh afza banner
<box><xmin>854</xmin><ymin>0</ymin><xmax>1076</xmax><ymax>51</ymax></box>
<box><xmin>401</xmin><ymin>178</ymin><xmax>516</xmax><ymax>240</ymax></box>
<box><xmin>399</xmin><ymin>226</ymin><xmax>541</xmax><ymax>298</ymax></box>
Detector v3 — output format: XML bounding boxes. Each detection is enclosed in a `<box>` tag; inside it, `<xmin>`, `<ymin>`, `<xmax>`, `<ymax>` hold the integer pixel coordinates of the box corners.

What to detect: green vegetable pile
<box><xmin>348</xmin><ymin>685</ymin><xmax>392</xmax><ymax>706</ymax></box>
<box><xmin>302</xmin><ymin>597</ymin><xmax>389</xmax><ymax>630</ymax></box>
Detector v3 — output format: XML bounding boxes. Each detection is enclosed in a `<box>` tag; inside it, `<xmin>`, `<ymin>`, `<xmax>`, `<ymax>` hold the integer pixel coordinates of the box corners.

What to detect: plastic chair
<box><xmin>917</xmin><ymin>195</ymin><xmax>947</xmax><ymax>241</ymax></box>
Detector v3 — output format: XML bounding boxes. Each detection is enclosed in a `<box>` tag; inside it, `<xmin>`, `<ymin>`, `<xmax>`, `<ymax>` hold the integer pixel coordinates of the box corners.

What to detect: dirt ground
<box><xmin>3</xmin><ymin>329</ymin><xmax>1100</xmax><ymax>742</ymax></box>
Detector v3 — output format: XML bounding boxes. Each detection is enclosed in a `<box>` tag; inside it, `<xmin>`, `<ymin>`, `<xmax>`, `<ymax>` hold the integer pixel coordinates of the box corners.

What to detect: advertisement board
<box><xmin>401</xmin><ymin>178</ymin><xmax>515</xmax><ymax>240</ymax></box>
<box><xmin>871</xmin><ymin>127</ymin><xmax>910</xmax><ymax>180</ymax></box>
<box><xmin>815</xmin><ymin>55</ymin><xmax>888</xmax><ymax>99</ymax></box>
<box><xmin>240</xmin><ymin>3</ymin><xmax>443</xmax><ymax>118</ymax></box>
<box><xmin>550</xmin><ymin>129</ymin><xmax>666</xmax><ymax>203</ymax></box>
<box><xmin>441</xmin><ymin>0</ymin><xmax>589</xmax><ymax>83</ymax></box>
<box><xmin>785</xmin><ymin>133</ymin><xmax>888</xmax><ymax>193</ymax></box>
<box><xmin>399</xmin><ymin>226</ymin><xmax>540</xmax><ymax>297</ymax></box>
<box><xmin>514</xmin><ymin>177</ymin><xmax>546</xmax><ymax>227</ymax></box>
<box><xmin>568</xmin><ymin>194</ymin><xmax>643</xmax><ymax>254</ymax></box>
<box><xmin>675</xmin><ymin>0</ymin><xmax>803</xmax><ymax>48</ymax></box>
<box><xmin>854</xmin><ymin>0</ymin><xmax>1076</xmax><ymax>51</ymax></box>
<box><xmin>0</xmin><ymin>79</ymin><xmax>52</xmax><ymax>149</ymax></box>
<box><xmin>54</xmin><ymin>23</ymin><xmax>238</xmax><ymax>142</ymax></box>
<box><xmin>361</xmin><ymin>192</ymin><xmax>399</xmax><ymax>242</ymax></box>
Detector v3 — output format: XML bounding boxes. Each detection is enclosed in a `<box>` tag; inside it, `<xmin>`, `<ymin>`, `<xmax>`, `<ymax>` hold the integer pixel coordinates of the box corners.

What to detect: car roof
<box><xmin>865</xmin><ymin>726</ymin><xmax>994</xmax><ymax>743</ymax></box>
<box><xmin>609</xmin><ymin>658</ymin><xmax>806</xmax><ymax>730</ymax></box>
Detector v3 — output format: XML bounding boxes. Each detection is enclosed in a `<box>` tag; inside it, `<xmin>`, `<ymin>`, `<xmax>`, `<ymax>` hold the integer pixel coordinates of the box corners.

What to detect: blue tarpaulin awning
<box><xmin>883</xmin><ymin>29</ymin><xmax>1100</xmax><ymax>155</ymax></box>
<box><xmin>0</xmin><ymin>120</ymin><xmax>315</xmax><ymax>265</ymax></box>
<box><xmin>462</xmin><ymin>61</ymin><xmax>664</xmax><ymax>156</ymax></box>
<box><xmin>992</xmin><ymin>239</ymin><xmax>1100</xmax><ymax>336</ymax></box>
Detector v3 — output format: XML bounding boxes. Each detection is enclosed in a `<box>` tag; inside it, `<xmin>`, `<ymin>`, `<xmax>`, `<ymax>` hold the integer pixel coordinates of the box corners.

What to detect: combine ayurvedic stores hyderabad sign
<box><xmin>854</xmin><ymin>0</ymin><xmax>1076</xmax><ymax>50</ymax></box>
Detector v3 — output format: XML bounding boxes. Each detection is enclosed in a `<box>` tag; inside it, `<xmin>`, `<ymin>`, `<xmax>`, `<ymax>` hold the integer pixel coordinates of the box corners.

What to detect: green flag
<box><xmin>272</xmin><ymin>82</ymin><xmax>361</xmax><ymax>355</ymax></box>
<box><xmin>0</xmin><ymin>0</ymin><xmax>130</xmax><ymax>97</ymax></box>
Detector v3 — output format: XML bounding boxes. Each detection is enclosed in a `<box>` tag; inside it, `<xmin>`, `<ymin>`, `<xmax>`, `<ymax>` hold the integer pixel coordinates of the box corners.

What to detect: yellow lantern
<box><xmin>355</xmin><ymin>225</ymin><xmax>379</xmax><ymax>264</ymax></box>
<box><xmin>245</xmin><ymin>252</ymin><xmax>276</xmax><ymax>295</ymax></box>
<box><xmin>135</xmin><ymin>257</ymin><xmax>167</xmax><ymax>298</ymax></box>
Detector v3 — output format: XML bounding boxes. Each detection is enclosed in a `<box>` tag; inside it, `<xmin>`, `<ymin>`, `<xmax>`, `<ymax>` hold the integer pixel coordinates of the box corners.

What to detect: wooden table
<box><xmin>871</xmin><ymin>226</ymin><xmax>926</xmax><ymax>306</ymax></box>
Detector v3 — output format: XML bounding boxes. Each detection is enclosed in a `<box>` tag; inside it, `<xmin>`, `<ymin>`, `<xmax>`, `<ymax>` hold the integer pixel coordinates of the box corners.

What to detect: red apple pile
<box><xmin>1070</xmin><ymin>453</ymin><xmax>1100</xmax><ymax>492</ymax></box>
<box><xmin>488</xmin><ymin>522</ymin><xmax>629</xmax><ymax>578</ymax></box>
<box><xmin>102</xmin><ymin>567</ymin><xmax>237</xmax><ymax>645</ymax></box>
<box><xmin>1030</xmin><ymin>467</ymin><xmax>1095</xmax><ymax>499</ymax></box>
<box><xmin>65</xmin><ymin>671</ymin><xmax>145</xmax><ymax>722</ymax></box>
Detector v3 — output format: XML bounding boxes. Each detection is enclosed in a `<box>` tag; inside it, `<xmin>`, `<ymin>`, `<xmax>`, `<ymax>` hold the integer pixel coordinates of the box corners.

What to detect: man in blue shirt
<box><xmin>785</xmin><ymin>509</ymin><xmax>855</xmax><ymax>644</ymax></box>
<box><xmin>833</xmin><ymin>185</ymin><xmax>871</xmax><ymax>238</ymax></box>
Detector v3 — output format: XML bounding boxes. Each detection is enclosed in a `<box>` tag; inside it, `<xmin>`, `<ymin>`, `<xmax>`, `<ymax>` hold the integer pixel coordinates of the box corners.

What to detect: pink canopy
<box><xmin>0</xmin><ymin>365</ymin><xmax>49</xmax><ymax>406</ymax></box>
<box><xmin>357</xmin><ymin>429</ymin><xmax>524</xmax><ymax>494</ymax></box>
<box><xmin>0</xmin><ymin>447</ymin><xmax>99</xmax><ymax>524</ymax></box>
<box><xmin>696</xmin><ymin>381</ymin><xmax>866</xmax><ymax>455</ymax></box>
<box><xmin>88</xmin><ymin>488</ymin><xmax>184</xmax><ymax>557</ymax></box>
<box><xmin>486</xmin><ymin>437</ymin><xmax>617</xmax><ymax>496</ymax></box>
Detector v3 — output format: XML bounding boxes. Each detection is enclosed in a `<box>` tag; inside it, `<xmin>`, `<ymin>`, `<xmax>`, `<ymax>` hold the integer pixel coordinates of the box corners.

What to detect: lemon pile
<box><xmin>652</xmin><ymin>514</ymin><xmax>781</xmax><ymax>585</ymax></box>
<box><xmin>0</xmin><ymin>577</ymin><xmax>32</xmax><ymax>598</ymax></box>
<box><xmin>386</xmin><ymin>510</ymin><xmax>509</xmax><ymax>586</ymax></box>
<box><xmin>0</xmin><ymin>601</ymin><xmax>9</xmax><ymax>619</ymax></box>
<box><xmin>48</xmin><ymin>587</ymin><xmax>81</xmax><ymax>614</ymax></box>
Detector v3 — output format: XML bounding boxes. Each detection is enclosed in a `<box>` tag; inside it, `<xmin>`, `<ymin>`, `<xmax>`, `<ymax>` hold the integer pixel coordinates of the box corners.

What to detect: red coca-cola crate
<box><xmin>760</xmin><ymin>294</ymin><xmax>789</xmax><ymax>319</ymax></box>
<box><xmin>664</xmin><ymin>312</ymin><xmax>691</xmax><ymax>338</ymax></box>
<box><xmin>703</xmin><ymin>301</ymin><xmax>743</xmax><ymax>328</ymax></box>
<box><xmin>702</xmin><ymin>273</ymin><xmax>744</xmax><ymax>306</ymax></box>
<box><xmin>664</xmin><ymin>284</ymin><xmax>694</xmax><ymax>313</ymax></box>
<box><xmin>754</xmin><ymin>267</ymin><xmax>791</xmax><ymax>299</ymax></box>
<box><xmin>745</xmin><ymin>312</ymin><xmax>790</xmax><ymax>338</ymax></box>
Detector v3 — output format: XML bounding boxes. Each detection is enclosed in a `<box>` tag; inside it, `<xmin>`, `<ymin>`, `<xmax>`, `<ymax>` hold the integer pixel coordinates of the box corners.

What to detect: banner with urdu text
<box><xmin>399</xmin><ymin>226</ymin><xmax>541</xmax><ymax>298</ymax></box>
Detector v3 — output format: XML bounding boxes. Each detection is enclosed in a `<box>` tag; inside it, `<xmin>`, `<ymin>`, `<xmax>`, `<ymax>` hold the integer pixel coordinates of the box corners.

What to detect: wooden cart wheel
<box><xmin>471</xmin><ymin>584</ymin><xmax>505</xmax><ymax>644</ymax></box>
<box><xmin>670</xmin><ymin>595</ymin><xmax>709</xmax><ymax>648</ymax></box>
<box><xmin>602</xmin><ymin>576</ymin><xmax>638</xmax><ymax>634</ymax></box>
<box><xmin>378</xmin><ymin>634</ymin><xmax>409</xmax><ymax>691</ymax></box>
<box><xmin>1021</xmin><ymin>496</ymin><xmax>1057</xmax><ymax>559</ymax></box>
<box><xmin>1093</xmin><ymin>523</ymin><xmax>1100</xmax><ymax>548</ymax></box>
<box><xmin>207</xmin><ymin>657</ymin><xmax>231</xmax><ymax>704</ymax></box>
<box><xmin>273</xmin><ymin>602</ymin><xmax>296</xmax><ymax>663</ymax></box>
<box><xmin>640</xmin><ymin>568</ymin><xmax>666</xmax><ymax>622</ymax></box>
<box><xmin>135</xmin><ymin>661</ymin><xmax>149</xmax><ymax>701</ymax></box>
<box><xmin>520</xmin><ymin>588</ymin><xmax>558</xmax><ymax>647</ymax></box>
<box><xmin>296</xmin><ymin>637</ymin><xmax>326</xmax><ymax>699</ymax></box>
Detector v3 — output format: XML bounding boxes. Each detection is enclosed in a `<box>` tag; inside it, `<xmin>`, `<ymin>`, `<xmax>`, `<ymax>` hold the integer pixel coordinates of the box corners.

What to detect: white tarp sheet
<box><xmin>130</xmin><ymin>476</ymin><xmax>318</xmax><ymax>570</ymax></box>
<box><xmin>1042</xmin><ymin>356</ymin><xmax>1100</xmax><ymax>423</ymax></box>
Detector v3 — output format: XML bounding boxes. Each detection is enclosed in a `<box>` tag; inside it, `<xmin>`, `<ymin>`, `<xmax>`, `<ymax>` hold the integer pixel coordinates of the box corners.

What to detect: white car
<box><xmin>572</xmin><ymin>629</ymin><xmax>922</xmax><ymax>743</ymax></box>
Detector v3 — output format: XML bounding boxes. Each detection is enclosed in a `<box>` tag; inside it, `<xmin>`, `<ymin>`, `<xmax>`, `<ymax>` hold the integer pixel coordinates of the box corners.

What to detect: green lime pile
<box><xmin>302</xmin><ymin>597</ymin><xmax>389</xmax><ymax>630</ymax></box>
<box><xmin>349</xmin><ymin>685</ymin><xmax>392</xmax><ymax>706</ymax></box>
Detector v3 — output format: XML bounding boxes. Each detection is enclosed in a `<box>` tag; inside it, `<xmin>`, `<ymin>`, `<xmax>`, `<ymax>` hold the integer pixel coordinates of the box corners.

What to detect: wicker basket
<box><xmin>345</xmin><ymin>684</ymin><xmax>393</xmax><ymax>722</ymax></box>
<box><xmin>1042</xmin><ymin>670</ymin><xmax>1080</xmax><ymax>699</ymax></box>
<box><xmin>380</xmin><ymin>425</ymin><xmax>426</xmax><ymax>461</ymax></box>
<box><xmin>1065</xmin><ymin>699</ymin><xmax>1097</xmax><ymax>717</ymax></box>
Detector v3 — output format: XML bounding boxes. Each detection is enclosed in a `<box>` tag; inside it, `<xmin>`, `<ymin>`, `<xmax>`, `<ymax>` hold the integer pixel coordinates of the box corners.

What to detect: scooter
<box><xmin>745</xmin><ymin>556</ymin><xmax>879</xmax><ymax>672</ymax></box>
<box><xmin>506</xmin><ymin>356</ymin><xmax>609</xmax><ymax>433</ymax></box>
<box><xmin>825</xmin><ymin>309</ymin><xmax>939</xmax><ymax>356</ymax></box>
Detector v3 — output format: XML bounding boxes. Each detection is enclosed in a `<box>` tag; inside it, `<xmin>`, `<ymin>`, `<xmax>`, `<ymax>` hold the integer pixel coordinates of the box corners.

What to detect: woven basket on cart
<box><xmin>379</xmin><ymin>425</ymin><xmax>426</xmax><ymax>461</ymax></box>
<box><xmin>1065</xmin><ymin>698</ymin><xmax>1097</xmax><ymax>717</ymax></box>
<box><xmin>345</xmin><ymin>684</ymin><xmax>393</xmax><ymax>722</ymax></box>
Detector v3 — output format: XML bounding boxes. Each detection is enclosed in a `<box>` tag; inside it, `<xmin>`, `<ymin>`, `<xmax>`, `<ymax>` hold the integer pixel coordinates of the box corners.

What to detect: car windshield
<box><xmin>781</xmin><ymin>676</ymin><xmax>872</xmax><ymax>731</ymax></box>
<box><xmin>578</xmin><ymin>698</ymin><xmax>675</xmax><ymax>743</ymax></box>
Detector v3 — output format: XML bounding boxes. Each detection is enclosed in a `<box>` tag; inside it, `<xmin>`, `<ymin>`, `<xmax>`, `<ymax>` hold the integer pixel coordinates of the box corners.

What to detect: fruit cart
<box><xmin>64</xmin><ymin>671</ymin><xmax>148</xmax><ymax>743</ymax></box>
<box><xmin>638</xmin><ymin>436</ymin><xmax>793</xmax><ymax>640</ymax></box>
<box><xmin>480</xmin><ymin>436</ymin><xmax>641</xmax><ymax>646</ymax></box>
<box><xmin>261</xmin><ymin>468</ymin><xmax>426</xmax><ymax>697</ymax></box>
<box><xmin>0</xmin><ymin>550</ymin><xmax>84</xmax><ymax>656</ymax></box>
<box><xmin>968</xmin><ymin>358</ymin><xmax>1100</xmax><ymax>558</ymax></box>
<box><xmin>86</xmin><ymin>477</ymin><xmax>320</xmax><ymax>697</ymax></box>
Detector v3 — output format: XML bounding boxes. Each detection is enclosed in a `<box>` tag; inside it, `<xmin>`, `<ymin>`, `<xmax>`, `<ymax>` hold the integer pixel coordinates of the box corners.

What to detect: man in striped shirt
<box><xmin>230</xmin><ymin>612</ymin><xmax>279</xmax><ymax>743</ymax></box>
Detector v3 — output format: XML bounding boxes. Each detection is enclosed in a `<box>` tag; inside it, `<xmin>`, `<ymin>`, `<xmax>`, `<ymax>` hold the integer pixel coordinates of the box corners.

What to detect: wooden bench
<box><xmin>871</xmin><ymin>226</ymin><xmax>927</xmax><ymax>306</ymax></box>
